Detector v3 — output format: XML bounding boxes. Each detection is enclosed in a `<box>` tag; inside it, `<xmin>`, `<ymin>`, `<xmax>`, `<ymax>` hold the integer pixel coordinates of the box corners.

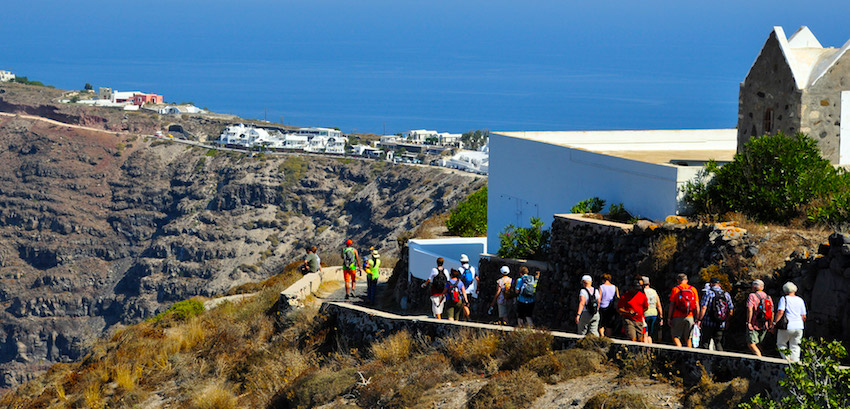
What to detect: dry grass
<box><xmin>523</xmin><ymin>348</ymin><xmax>607</xmax><ymax>384</ymax></box>
<box><xmin>498</xmin><ymin>329</ymin><xmax>554</xmax><ymax>370</ymax></box>
<box><xmin>467</xmin><ymin>368</ymin><xmax>545</xmax><ymax>409</ymax></box>
<box><xmin>682</xmin><ymin>370</ymin><xmax>753</xmax><ymax>409</ymax></box>
<box><xmin>191</xmin><ymin>382</ymin><xmax>238</xmax><ymax>409</ymax></box>
<box><xmin>412</xmin><ymin>213</ymin><xmax>450</xmax><ymax>239</ymax></box>
<box><xmin>647</xmin><ymin>234</ymin><xmax>679</xmax><ymax>273</ymax></box>
<box><xmin>584</xmin><ymin>391</ymin><xmax>661</xmax><ymax>409</ymax></box>
<box><xmin>370</xmin><ymin>330</ymin><xmax>412</xmax><ymax>364</ymax></box>
<box><xmin>442</xmin><ymin>329</ymin><xmax>500</xmax><ymax>372</ymax></box>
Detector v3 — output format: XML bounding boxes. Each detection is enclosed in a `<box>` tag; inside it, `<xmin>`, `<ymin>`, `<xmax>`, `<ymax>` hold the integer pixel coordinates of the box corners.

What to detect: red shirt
<box><xmin>618</xmin><ymin>290</ymin><xmax>648</xmax><ymax>322</ymax></box>
<box><xmin>669</xmin><ymin>284</ymin><xmax>699</xmax><ymax>318</ymax></box>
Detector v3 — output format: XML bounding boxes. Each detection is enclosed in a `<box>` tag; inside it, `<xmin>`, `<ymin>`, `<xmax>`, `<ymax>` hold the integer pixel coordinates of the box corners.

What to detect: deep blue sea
<box><xmin>2</xmin><ymin>1</ymin><xmax>849</xmax><ymax>134</ymax></box>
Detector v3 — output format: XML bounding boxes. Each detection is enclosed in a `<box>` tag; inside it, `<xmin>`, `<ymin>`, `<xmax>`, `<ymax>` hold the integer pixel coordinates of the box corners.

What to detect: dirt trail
<box><xmin>0</xmin><ymin>111</ymin><xmax>133</xmax><ymax>136</ymax></box>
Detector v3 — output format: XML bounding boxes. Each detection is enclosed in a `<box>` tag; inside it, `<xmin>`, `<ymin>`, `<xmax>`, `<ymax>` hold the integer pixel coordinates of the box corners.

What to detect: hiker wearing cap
<box><xmin>459</xmin><ymin>254</ymin><xmax>478</xmax><ymax>319</ymax></box>
<box><xmin>696</xmin><ymin>277</ymin><xmax>734</xmax><ymax>351</ymax></box>
<box><xmin>618</xmin><ymin>277</ymin><xmax>649</xmax><ymax>342</ymax></box>
<box><xmin>576</xmin><ymin>275</ymin><xmax>601</xmax><ymax>336</ymax></box>
<box><xmin>421</xmin><ymin>257</ymin><xmax>450</xmax><ymax>319</ymax></box>
<box><xmin>489</xmin><ymin>266</ymin><xmax>514</xmax><ymax>325</ymax></box>
<box><xmin>642</xmin><ymin>276</ymin><xmax>663</xmax><ymax>343</ymax></box>
<box><xmin>515</xmin><ymin>267</ymin><xmax>540</xmax><ymax>327</ymax></box>
<box><xmin>746</xmin><ymin>279</ymin><xmax>773</xmax><ymax>357</ymax></box>
<box><xmin>365</xmin><ymin>248</ymin><xmax>381</xmax><ymax>305</ymax></box>
<box><xmin>341</xmin><ymin>239</ymin><xmax>362</xmax><ymax>300</ymax></box>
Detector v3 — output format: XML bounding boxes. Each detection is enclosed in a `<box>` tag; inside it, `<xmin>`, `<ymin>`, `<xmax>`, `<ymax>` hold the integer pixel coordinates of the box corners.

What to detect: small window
<box><xmin>763</xmin><ymin>108</ymin><xmax>774</xmax><ymax>134</ymax></box>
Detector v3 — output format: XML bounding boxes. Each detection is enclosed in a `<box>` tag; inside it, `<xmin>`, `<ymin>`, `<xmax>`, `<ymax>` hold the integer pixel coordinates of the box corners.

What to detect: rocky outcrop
<box><xmin>0</xmin><ymin>111</ymin><xmax>485</xmax><ymax>390</ymax></box>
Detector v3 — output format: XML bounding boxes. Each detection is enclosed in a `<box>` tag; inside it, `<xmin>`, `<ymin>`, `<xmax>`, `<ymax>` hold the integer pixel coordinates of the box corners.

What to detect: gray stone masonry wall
<box><xmin>737</xmin><ymin>31</ymin><xmax>803</xmax><ymax>150</ymax></box>
<box><xmin>800</xmin><ymin>52</ymin><xmax>850</xmax><ymax>163</ymax></box>
<box><xmin>321</xmin><ymin>301</ymin><xmax>790</xmax><ymax>396</ymax></box>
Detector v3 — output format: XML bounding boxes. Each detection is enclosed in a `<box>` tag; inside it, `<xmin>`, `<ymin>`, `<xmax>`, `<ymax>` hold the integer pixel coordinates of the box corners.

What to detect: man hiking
<box><xmin>459</xmin><ymin>254</ymin><xmax>478</xmax><ymax>318</ymax></box>
<box><xmin>746</xmin><ymin>279</ymin><xmax>773</xmax><ymax>356</ymax></box>
<box><xmin>341</xmin><ymin>239</ymin><xmax>362</xmax><ymax>300</ymax></box>
<box><xmin>365</xmin><ymin>248</ymin><xmax>381</xmax><ymax>305</ymax></box>
<box><xmin>668</xmin><ymin>274</ymin><xmax>699</xmax><ymax>347</ymax></box>
<box><xmin>421</xmin><ymin>257</ymin><xmax>450</xmax><ymax>319</ymax></box>
<box><xmin>696</xmin><ymin>277</ymin><xmax>734</xmax><ymax>351</ymax></box>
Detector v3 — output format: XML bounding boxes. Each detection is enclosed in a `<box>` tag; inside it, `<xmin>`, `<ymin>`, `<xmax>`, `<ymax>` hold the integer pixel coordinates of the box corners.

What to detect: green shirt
<box><xmin>305</xmin><ymin>252</ymin><xmax>319</xmax><ymax>273</ymax></box>
<box><xmin>368</xmin><ymin>257</ymin><xmax>381</xmax><ymax>279</ymax></box>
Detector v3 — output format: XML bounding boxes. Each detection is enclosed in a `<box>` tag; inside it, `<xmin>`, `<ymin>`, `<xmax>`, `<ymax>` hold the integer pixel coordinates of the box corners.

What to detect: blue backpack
<box><xmin>461</xmin><ymin>267</ymin><xmax>474</xmax><ymax>287</ymax></box>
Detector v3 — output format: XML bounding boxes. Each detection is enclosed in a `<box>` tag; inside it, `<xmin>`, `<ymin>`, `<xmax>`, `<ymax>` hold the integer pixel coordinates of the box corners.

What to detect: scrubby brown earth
<box><xmin>0</xmin><ymin>83</ymin><xmax>485</xmax><ymax>390</ymax></box>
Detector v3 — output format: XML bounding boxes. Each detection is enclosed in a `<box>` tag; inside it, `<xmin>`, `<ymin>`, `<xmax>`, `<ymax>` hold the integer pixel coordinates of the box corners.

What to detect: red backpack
<box><xmin>755</xmin><ymin>292</ymin><xmax>774</xmax><ymax>325</ymax></box>
<box><xmin>674</xmin><ymin>285</ymin><xmax>697</xmax><ymax>314</ymax></box>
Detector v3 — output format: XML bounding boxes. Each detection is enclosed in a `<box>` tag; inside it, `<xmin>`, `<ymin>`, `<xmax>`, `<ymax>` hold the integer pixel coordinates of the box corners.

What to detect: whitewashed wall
<box><xmin>487</xmin><ymin>133</ymin><xmax>707</xmax><ymax>252</ymax></box>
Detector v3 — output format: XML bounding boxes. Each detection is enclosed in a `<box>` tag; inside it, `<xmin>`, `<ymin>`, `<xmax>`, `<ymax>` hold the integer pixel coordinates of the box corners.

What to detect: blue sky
<box><xmin>2</xmin><ymin>1</ymin><xmax>850</xmax><ymax>133</ymax></box>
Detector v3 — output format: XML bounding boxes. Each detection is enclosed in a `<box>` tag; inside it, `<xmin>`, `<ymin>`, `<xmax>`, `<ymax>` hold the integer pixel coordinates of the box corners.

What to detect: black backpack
<box><xmin>431</xmin><ymin>267</ymin><xmax>447</xmax><ymax>293</ymax></box>
<box><xmin>584</xmin><ymin>287</ymin><xmax>599</xmax><ymax>315</ymax></box>
<box><xmin>707</xmin><ymin>288</ymin><xmax>730</xmax><ymax>322</ymax></box>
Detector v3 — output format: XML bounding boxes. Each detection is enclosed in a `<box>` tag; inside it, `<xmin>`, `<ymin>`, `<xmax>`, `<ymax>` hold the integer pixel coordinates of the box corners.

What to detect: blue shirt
<box><xmin>515</xmin><ymin>275</ymin><xmax>537</xmax><ymax>304</ymax></box>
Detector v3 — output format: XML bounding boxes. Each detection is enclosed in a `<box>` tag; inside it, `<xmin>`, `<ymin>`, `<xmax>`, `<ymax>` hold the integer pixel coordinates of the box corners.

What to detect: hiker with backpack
<box><xmin>642</xmin><ymin>276</ymin><xmax>663</xmax><ymax>344</ymax></box>
<box><xmin>514</xmin><ymin>267</ymin><xmax>539</xmax><ymax>327</ymax></box>
<box><xmin>459</xmin><ymin>254</ymin><xmax>478</xmax><ymax>319</ymax></box>
<box><xmin>341</xmin><ymin>239</ymin><xmax>363</xmax><ymax>300</ymax></box>
<box><xmin>598</xmin><ymin>274</ymin><xmax>620</xmax><ymax>337</ymax></box>
<box><xmin>745</xmin><ymin>279</ymin><xmax>773</xmax><ymax>357</ymax></box>
<box><xmin>488</xmin><ymin>266</ymin><xmax>514</xmax><ymax>325</ymax></box>
<box><xmin>365</xmin><ymin>248</ymin><xmax>381</xmax><ymax>305</ymax></box>
<box><xmin>618</xmin><ymin>277</ymin><xmax>649</xmax><ymax>342</ymax></box>
<box><xmin>443</xmin><ymin>268</ymin><xmax>470</xmax><ymax>321</ymax></box>
<box><xmin>421</xmin><ymin>257</ymin><xmax>450</xmax><ymax>319</ymax></box>
<box><xmin>668</xmin><ymin>274</ymin><xmax>699</xmax><ymax>348</ymax></box>
<box><xmin>576</xmin><ymin>275</ymin><xmax>601</xmax><ymax>336</ymax></box>
<box><xmin>695</xmin><ymin>277</ymin><xmax>734</xmax><ymax>351</ymax></box>
<box><xmin>774</xmin><ymin>282</ymin><xmax>807</xmax><ymax>362</ymax></box>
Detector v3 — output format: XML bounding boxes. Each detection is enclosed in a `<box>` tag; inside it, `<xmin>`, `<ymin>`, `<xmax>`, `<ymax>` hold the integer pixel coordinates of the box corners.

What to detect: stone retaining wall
<box><xmin>321</xmin><ymin>301</ymin><xmax>789</xmax><ymax>395</ymax></box>
<box><xmin>277</xmin><ymin>267</ymin><xmax>339</xmax><ymax>315</ymax></box>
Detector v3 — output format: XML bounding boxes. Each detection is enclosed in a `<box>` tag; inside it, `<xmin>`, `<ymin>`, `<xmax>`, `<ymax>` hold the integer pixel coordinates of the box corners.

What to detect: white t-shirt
<box><xmin>460</xmin><ymin>263</ymin><xmax>477</xmax><ymax>295</ymax></box>
<box><xmin>580</xmin><ymin>287</ymin><xmax>600</xmax><ymax>314</ymax></box>
<box><xmin>429</xmin><ymin>267</ymin><xmax>450</xmax><ymax>282</ymax></box>
<box><xmin>777</xmin><ymin>295</ymin><xmax>807</xmax><ymax>330</ymax></box>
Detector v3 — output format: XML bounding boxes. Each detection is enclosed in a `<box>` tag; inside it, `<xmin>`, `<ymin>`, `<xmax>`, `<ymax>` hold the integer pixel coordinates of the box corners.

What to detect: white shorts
<box><xmin>430</xmin><ymin>295</ymin><xmax>445</xmax><ymax>316</ymax></box>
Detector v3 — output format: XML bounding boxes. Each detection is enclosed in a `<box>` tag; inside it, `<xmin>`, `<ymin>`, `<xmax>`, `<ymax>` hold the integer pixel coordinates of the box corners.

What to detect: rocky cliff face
<box><xmin>0</xmin><ymin>111</ymin><xmax>484</xmax><ymax>389</ymax></box>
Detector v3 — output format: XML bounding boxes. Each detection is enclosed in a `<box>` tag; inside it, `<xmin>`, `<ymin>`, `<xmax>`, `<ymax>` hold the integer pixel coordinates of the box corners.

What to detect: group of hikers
<box><xmin>301</xmin><ymin>239</ymin><xmax>382</xmax><ymax>305</ymax></box>
<box><xmin>575</xmin><ymin>273</ymin><xmax>808</xmax><ymax>362</ymax></box>
<box><xmin>417</xmin><ymin>254</ymin><xmax>808</xmax><ymax>363</ymax></box>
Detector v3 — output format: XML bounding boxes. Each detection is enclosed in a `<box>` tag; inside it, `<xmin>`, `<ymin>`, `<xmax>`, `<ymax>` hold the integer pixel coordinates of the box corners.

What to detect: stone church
<box><xmin>738</xmin><ymin>26</ymin><xmax>850</xmax><ymax>164</ymax></box>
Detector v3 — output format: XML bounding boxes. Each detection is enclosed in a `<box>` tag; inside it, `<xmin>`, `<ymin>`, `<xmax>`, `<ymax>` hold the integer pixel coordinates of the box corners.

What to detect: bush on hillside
<box><xmin>467</xmin><ymin>368</ymin><xmax>545</xmax><ymax>409</ymax></box>
<box><xmin>446</xmin><ymin>186</ymin><xmax>487</xmax><ymax>237</ymax></box>
<box><xmin>150</xmin><ymin>299</ymin><xmax>205</xmax><ymax>323</ymax></box>
<box><xmin>497</xmin><ymin>217</ymin><xmax>550</xmax><ymax>260</ymax></box>
<box><xmin>739</xmin><ymin>338</ymin><xmax>850</xmax><ymax>409</ymax></box>
<box><xmin>584</xmin><ymin>391</ymin><xmax>660</xmax><ymax>409</ymax></box>
<box><xmin>682</xmin><ymin>132</ymin><xmax>842</xmax><ymax>223</ymax></box>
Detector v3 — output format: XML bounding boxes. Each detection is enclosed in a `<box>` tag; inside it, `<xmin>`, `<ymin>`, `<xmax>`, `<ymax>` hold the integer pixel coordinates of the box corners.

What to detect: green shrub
<box><xmin>150</xmin><ymin>299</ymin><xmax>205</xmax><ymax>323</ymax></box>
<box><xmin>497</xmin><ymin>217</ymin><xmax>550</xmax><ymax>260</ymax></box>
<box><xmin>584</xmin><ymin>391</ymin><xmax>660</xmax><ymax>409</ymax></box>
<box><xmin>607</xmin><ymin>203</ymin><xmax>632</xmax><ymax>223</ymax></box>
<box><xmin>571</xmin><ymin>197</ymin><xmax>606</xmax><ymax>214</ymax></box>
<box><xmin>446</xmin><ymin>186</ymin><xmax>487</xmax><ymax>237</ymax></box>
<box><xmin>683</xmin><ymin>132</ymin><xmax>840</xmax><ymax>223</ymax></box>
<box><xmin>807</xmin><ymin>172</ymin><xmax>850</xmax><ymax>226</ymax></box>
<box><xmin>280</xmin><ymin>156</ymin><xmax>308</xmax><ymax>188</ymax></box>
<box><xmin>739</xmin><ymin>338</ymin><xmax>850</xmax><ymax>409</ymax></box>
<box><xmin>467</xmin><ymin>368</ymin><xmax>545</xmax><ymax>409</ymax></box>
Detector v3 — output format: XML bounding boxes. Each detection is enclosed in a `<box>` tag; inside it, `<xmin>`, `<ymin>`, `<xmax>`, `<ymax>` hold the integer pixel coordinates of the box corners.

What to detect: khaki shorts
<box><xmin>623</xmin><ymin>319</ymin><xmax>645</xmax><ymax>341</ymax></box>
<box><xmin>670</xmin><ymin>316</ymin><xmax>694</xmax><ymax>341</ymax></box>
<box><xmin>747</xmin><ymin>328</ymin><xmax>768</xmax><ymax>345</ymax></box>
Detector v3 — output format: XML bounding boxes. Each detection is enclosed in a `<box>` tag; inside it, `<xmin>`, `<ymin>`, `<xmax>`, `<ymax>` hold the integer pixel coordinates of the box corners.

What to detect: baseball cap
<box><xmin>500</xmin><ymin>266</ymin><xmax>510</xmax><ymax>275</ymax></box>
<box><xmin>581</xmin><ymin>275</ymin><xmax>592</xmax><ymax>282</ymax></box>
<box><xmin>460</xmin><ymin>254</ymin><xmax>469</xmax><ymax>263</ymax></box>
<box><xmin>642</xmin><ymin>276</ymin><xmax>650</xmax><ymax>285</ymax></box>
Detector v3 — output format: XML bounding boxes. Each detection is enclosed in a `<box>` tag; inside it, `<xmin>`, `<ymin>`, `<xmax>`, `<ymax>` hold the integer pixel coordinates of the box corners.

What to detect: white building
<box><xmin>297</xmin><ymin>127</ymin><xmax>342</xmax><ymax>139</ymax></box>
<box><xmin>0</xmin><ymin>70</ymin><xmax>15</xmax><ymax>82</ymax></box>
<box><xmin>403</xmin><ymin>129</ymin><xmax>439</xmax><ymax>143</ymax></box>
<box><xmin>487</xmin><ymin>129</ymin><xmax>737</xmax><ymax>251</ymax></box>
<box><xmin>159</xmin><ymin>105</ymin><xmax>207</xmax><ymax>115</ymax></box>
<box><xmin>218</xmin><ymin>124</ymin><xmax>274</xmax><ymax>147</ymax></box>
<box><xmin>443</xmin><ymin>148</ymin><xmax>489</xmax><ymax>174</ymax></box>
<box><xmin>437</xmin><ymin>132</ymin><xmax>462</xmax><ymax>146</ymax></box>
<box><xmin>305</xmin><ymin>135</ymin><xmax>329</xmax><ymax>152</ymax></box>
<box><xmin>283</xmin><ymin>134</ymin><xmax>309</xmax><ymax>149</ymax></box>
<box><xmin>325</xmin><ymin>136</ymin><xmax>346</xmax><ymax>154</ymax></box>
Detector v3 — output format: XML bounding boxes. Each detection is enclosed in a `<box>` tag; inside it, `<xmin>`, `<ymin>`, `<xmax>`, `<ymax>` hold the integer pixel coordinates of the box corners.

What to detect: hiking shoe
<box><xmin>345</xmin><ymin>294</ymin><xmax>350</xmax><ymax>300</ymax></box>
